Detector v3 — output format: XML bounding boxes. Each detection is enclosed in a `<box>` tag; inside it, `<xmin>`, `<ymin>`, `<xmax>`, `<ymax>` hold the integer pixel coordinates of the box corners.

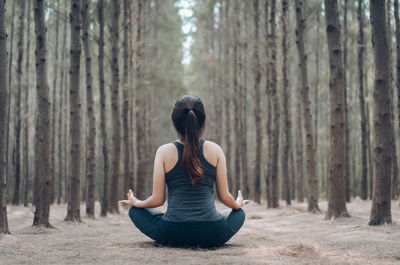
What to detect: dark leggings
<box><xmin>128</xmin><ymin>206</ymin><xmax>245</xmax><ymax>248</ymax></box>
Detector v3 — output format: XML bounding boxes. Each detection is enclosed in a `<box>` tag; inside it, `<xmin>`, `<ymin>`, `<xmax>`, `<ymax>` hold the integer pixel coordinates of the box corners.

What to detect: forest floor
<box><xmin>1</xmin><ymin>199</ymin><xmax>400</xmax><ymax>265</ymax></box>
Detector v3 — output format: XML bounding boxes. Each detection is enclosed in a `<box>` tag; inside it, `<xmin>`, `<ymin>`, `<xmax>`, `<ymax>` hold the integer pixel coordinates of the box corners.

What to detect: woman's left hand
<box><xmin>118</xmin><ymin>189</ymin><xmax>138</xmax><ymax>206</ymax></box>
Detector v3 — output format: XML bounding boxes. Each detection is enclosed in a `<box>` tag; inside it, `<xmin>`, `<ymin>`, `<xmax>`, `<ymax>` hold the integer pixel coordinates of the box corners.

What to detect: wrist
<box><xmin>233</xmin><ymin>202</ymin><xmax>241</xmax><ymax>210</ymax></box>
<box><xmin>132</xmin><ymin>199</ymin><xmax>141</xmax><ymax>207</ymax></box>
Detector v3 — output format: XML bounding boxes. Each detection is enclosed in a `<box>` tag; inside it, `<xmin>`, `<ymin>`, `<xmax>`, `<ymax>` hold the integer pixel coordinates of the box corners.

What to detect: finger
<box><xmin>243</xmin><ymin>200</ymin><xmax>250</xmax><ymax>205</ymax></box>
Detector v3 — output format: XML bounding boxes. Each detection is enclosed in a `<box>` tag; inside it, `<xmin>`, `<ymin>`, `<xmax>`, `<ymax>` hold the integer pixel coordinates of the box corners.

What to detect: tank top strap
<box><xmin>172</xmin><ymin>141</ymin><xmax>183</xmax><ymax>160</ymax></box>
<box><xmin>200</xmin><ymin>139</ymin><xmax>205</xmax><ymax>155</ymax></box>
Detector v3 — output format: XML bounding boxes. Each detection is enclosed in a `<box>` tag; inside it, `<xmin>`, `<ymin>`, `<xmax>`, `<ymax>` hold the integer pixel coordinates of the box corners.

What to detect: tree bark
<box><xmin>6</xmin><ymin>0</ymin><xmax>15</xmax><ymax>203</ymax></box>
<box><xmin>23</xmin><ymin>0</ymin><xmax>32</xmax><ymax>207</ymax></box>
<box><xmin>387</xmin><ymin>0</ymin><xmax>399</xmax><ymax>200</ymax></box>
<box><xmin>98</xmin><ymin>0</ymin><xmax>109</xmax><ymax>217</ymax></box>
<box><xmin>232</xmin><ymin>0</ymin><xmax>241</xmax><ymax>197</ymax></box>
<box><xmin>264</xmin><ymin>0</ymin><xmax>272</xmax><ymax>207</ymax></box>
<box><xmin>395</xmin><ymin>0</ymin><xmax>400</xmax><ymax>199</ymax></box>
<box><xmin>82</xmin><ymin>0</ymin><xmax>96</xmax><ymax>218</ymax></box>
<box><xmin>269</xmin><ymin>0</ymin><xmax>279</xmax><ymax>209</ymax></box>
<box><xmin>222</xmin><ymin>0</ymin><xmax>233</xmax><ymax>193</ymax></box>
<box><xmin>108</xmin><ymin>0</ymin><xmax>121</xmax><ymax>213</ymax></box>
<box><xmin>296</xmin><ymin>92</ymin><xmax>304</xmax><ymax>202</ymax></box>
<box><xmin>0</xmin><ymin>0</ymin><xmax>10</xmax><ymax>234</ymax></box>
<box><xmin>342</xmin><ymin>0</ymin><xmax>351</xmax><ymax>203</ymax></box>
<box><xmin>314</xmin><ymin>0</ymin><xmax>320</xmax><ymax>175</ymax></box>
<box><xmin>240</xmin><ymin>3</ymin><xmax>249</xmax><ymax>198</ymax></box>
<box><xmin>136</xmin><ymin>0</ymin><xmax>147</xmax><ymax>200</ymax></box>
<box><xmin>51</xmin><ymin>0</ymin><xmax>60</xmax><ymax>204</ymax></box>
<box><xmin>12</xmin><ymin>0</ymin><xmax>26</xmax><ymax>206</ymax></box>
<box><xmin>281</xmin><ymin>0</ymin><xmax>291</xmax><ymax>205</ymax></box>
<box><xmin>358</xmin><ymin>0</ymin><xmax>368</xmax><ymax>200</ymax></box>
<box><xmin>253</xmin><ymin>0</ymin><xmax>262</xmax><ymax>204</ymax></box>
<box><xmin>33</xmin><ymin>0</ymin><xmax>53</xmax><ymax>227</ymax></box>
<box><xmin>122</xmin><ymin>0</ymin><xmax>132</xmax><ymax>201</ymax></box>
<box><xmin>57</xmin><ymin>1</ymin><xmax>68</xmax><ymax>204</ymax></box>
<box><xmin>324</xmin><ymin>0</ymin><xmax>350</xmax><ymax>219</ymax></box>
<box><xmin>294</xmin><ymin>0</ymin><xmax>319</xmax><ymax>212</ymax></box>
<box><xmin>369</xmin><ymin>0</ymin><xmax>392</xmax><ymax>225</ymax></box>
<box><xmin>65</xmin><ymin>0</ymin><xmax>82</xmax><ymax>222</ymax></box>
<box><xmin>62</xmin><ymin>0</ymin><xmax>70</xmax><ymax>204</ymax></box>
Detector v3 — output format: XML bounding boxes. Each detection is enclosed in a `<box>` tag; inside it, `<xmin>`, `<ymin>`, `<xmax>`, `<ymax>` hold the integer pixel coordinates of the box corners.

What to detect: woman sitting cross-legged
<box><xmin>119</xmin><ymin>95</ymin><xmax>249</xmax><ymax>248</ymax></box>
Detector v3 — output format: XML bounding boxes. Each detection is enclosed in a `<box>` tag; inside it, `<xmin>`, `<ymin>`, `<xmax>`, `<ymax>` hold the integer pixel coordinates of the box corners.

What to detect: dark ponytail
<box><xmin>171</xmin><ymin>95</ymin><xmax>206</xmax><ymax>185</ymax></box>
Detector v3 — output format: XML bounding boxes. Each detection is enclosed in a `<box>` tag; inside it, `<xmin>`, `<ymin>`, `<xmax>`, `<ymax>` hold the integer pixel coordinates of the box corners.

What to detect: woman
<box><xmin>119</xmin><ymin>95</ymin><xmax>249</xmax><ymax>248</ymax></box>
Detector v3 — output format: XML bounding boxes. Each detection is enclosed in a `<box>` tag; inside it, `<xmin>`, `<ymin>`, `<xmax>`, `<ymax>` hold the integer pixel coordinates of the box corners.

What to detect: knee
<box><xmin>236</xmin><ymin>208</ymin><xmax>246</xmax><ymax>225</ymax></box>
<box><xmin>128</xmin><ymin>206</ymin><xmax>138</xmax><ymax>222</ymax></box>
<box><xmin>234</xmin><ymin>208</ymin><xmax>246</xmax><ymax>221</ymax></box>
<box><xmin>229</xmin><ymin>208</ymin><xmax>245</xmax><ymax>232</ymax></box>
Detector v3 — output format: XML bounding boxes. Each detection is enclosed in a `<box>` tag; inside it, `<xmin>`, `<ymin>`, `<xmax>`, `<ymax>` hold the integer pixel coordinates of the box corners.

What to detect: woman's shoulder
<box><xmin>156</xmin><ymin>142</ymin><xmax>179</xmax><ymax>173</ymax></box>
<box><xmin>202</xmin><ymin>140</ymin><xmax>223</xmax><ymax>167</ymax></box>
<box><xmin>157</xmin><ymin>142</ymin><xmax>177</xmax><ymax>154</ymax></box>
<box><xmin>203</xmin><ymin>139</ymin><xmax>223</xmax><ymax>153</ymax></box>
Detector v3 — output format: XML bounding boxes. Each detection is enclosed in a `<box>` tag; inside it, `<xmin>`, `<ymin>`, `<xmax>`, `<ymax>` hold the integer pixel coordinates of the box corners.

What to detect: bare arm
<box><xmin>119</xmin><ymin>146</ymin><xmax>166</xmax><ymax>208</ymax></box>
<box><xmin>215</xmin><ymin>145</ymin><xmax>249</xmax><ymax>210</ymax></box>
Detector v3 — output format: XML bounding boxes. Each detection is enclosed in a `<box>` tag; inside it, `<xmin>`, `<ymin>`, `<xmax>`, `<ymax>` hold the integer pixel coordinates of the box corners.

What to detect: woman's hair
<box><xmin>171</xmin><ymin>95</ymin><xmax>206</xmax><ymax>185</ymax></box>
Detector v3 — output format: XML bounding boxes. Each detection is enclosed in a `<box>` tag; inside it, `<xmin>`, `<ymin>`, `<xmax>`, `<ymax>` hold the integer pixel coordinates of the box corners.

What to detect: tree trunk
<box><xmin>136</xmin><ymin>0</ymin><xmax>147</xmax><ymax>200</ymax></box>
<box><xmin>51</xmin><ymin>0</ymin><xmax>61</xmax><ymax>203</ymax></box>
<box><xmin>342</xmin><ymin>0</ymin><xmax>351</xmax><ymax>203</ymax></box>
<box><xmin>63</xmin><ymin>0</ymin><xmax>70</xmax><ymax>204</ymax></box>
<box><xmin>216</xmin><ymin>2</ymin><xmax>223</xmax><ymax>149</ymax></box>
<box><xmin>108</xmin><ymin>0</ymin><xmax>121</xmax><ymax>212</ymax></box>
<box><xmin>314</xmin><ymin>0</ymin><xmax>320</xmax><ymax>177</ymax></box>
<box><xmin>6</xmin><ymin>0</ymin><xmax>16</xmax><ymax>204</ymax></box>
<box><xmin>97</xmin><ymin>0</ymin><xmax>109</xmax><ymax>217</ymax></box>
<box><xmin>296</xmin><ymin>93</ymin><xmax>304</xmax><ymax>202</ymax></box>
<box><xmin>290</xmin><ymin>140</ymin><xmax>296</xmax><ymax>199</ymax></box>
<box><xmin>387</xmin><ymin>0</ymin><xmax>399</xmax><ymax>200</ymax></box>
<box><xmin>369</xmin><ymin>0</ymin><xmax>392</xmax><ymax>226</ymax></box>
<box><xmin>23</xmin><ymin>0</ymin><xmax>32</xmax><ymax>207</ymax></box>
<box><xmin>57</xmin><ymin>1</ymin><xmax>68</xmax><ymax>205</ymax></box>
<box><xmin>122</xmin><ymin>0</ymin><xmax>132</xmax><ymax>201</ymax></box>
<box><xmin>65</xmin><ymin>0</ymin><xmax>82</xmax><ymax>222</ymax></box>
<box><xmin>232</xmin><ymin>0</ymin><xmax>241</xmax><ymax>197</ymax></box>
<box><xmin>222</xmin><ymin>0</ymin><xmax>233</xmax><ymax>193</ymax></box>
<box><xmin>358</xmin><ymin>0</ymin><xmax>368</xmax><ymax>200</ymax></box>
<box><xmin>253</xmin><ymin>0</ymin><xmax>262</xmax><ymax>204</ymax></box>
<box><xmin>294</xmin><ymin>0</ymin><xmax>319</xmax><ymax>212</ymax></box>
<box><xmin>281</xmin><ymin>0</ymin><xmax>291</xmax><ymax>206</ymax></box>
<box><xmin>0</xmin><ymin>0</ymin><xmax>10</xmax><ymax>234</ymax></box>
<box><xmin>33</xmin><ymin>0</ymin><xmax>53</xmax><ymax>227</ymax></box>
<box><xmin>12</xmin><ymin>0</ymin><xmax>26</xmax><ymax>206</ymax></box>
<box><xmin>269</xmin><ymin>0</ymin><xmax>279</xmax><ymax>209</ymax></box>
<box><xmin>240</xmin><ymin>3</ymin><xmax>249</xmax><ymax>198</ymax></box>
<box><xmin>50</xmin><ymin>0</ymin><xmax>60</xmax><ymax>204</ymax></box>
<box><xmin>395</xmin><ymin>0</ymin><xmax>400</xmax><ymax>199</ymax></box>
<box><xmin>128</xmin><ymin>1</ymin><xmax>135</xmax><ymax>191</ymax></box>
<box><xmin>82</xmin><ymin>0</ymin><xmax>95</xmax><ymax>218</ymax></box>
<box><xmin>324</xmin><ymin>0</ymin><xmax>350</xmax><ymax>219</ymax></box>
<box><xmin>367</xmin><ymin>97</ymin><xmax>373</xmax><ymax>200</ymax></box>
<box><xmin>264</xmin><ymin>0</ymin><xmax>272</xmax><ymax>207</ymax></box>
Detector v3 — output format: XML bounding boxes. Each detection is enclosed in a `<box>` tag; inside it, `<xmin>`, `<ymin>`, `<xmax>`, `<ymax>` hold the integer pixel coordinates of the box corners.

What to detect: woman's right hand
<box><xmin>235</xmin><ymin>190</ymin><xmax>250</xmax><ymax>208</ymax></box>
<box><xmin>118</xmin><ymin>189</ymin><xmax>138</xmax><ymax>206</ymax></box>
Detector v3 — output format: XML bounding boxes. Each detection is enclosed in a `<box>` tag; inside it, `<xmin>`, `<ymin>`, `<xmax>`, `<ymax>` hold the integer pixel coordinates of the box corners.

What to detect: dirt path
<box><xmin>1</xmin><ymin>199</ymin><xmax>400</xmax><ymax>265</ymax></box>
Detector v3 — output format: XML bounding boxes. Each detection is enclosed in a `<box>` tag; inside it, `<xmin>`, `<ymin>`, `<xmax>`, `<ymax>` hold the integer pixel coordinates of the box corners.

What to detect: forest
<box><xmin>0</xmin><ymin>0</ymin><xmax>399</xmax><ymax>264</ymax></box>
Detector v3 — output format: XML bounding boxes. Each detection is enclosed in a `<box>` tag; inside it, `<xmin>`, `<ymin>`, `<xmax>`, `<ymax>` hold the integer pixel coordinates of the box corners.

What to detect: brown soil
<box><xmin>1</xmin><ymin>199</ymin><xmax>400</xmax><ymax>264</ymax></box>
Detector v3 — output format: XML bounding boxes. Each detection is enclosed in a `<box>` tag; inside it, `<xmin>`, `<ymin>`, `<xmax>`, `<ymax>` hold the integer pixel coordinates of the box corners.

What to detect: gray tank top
<box><xmin>162</xmin><ymin>139</ymin><xmax>223</xmax><ymax>222</ymax></box>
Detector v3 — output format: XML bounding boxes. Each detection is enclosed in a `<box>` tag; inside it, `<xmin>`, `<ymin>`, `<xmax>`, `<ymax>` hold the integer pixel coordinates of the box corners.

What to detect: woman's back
<box><xmin>162</xmin><ymin>139</ymin><xmax>223</xmax><ymax>222</ymax></box>
<box><xmin>120</xmin><ymin>95</ymin><xmax>248</xmax><ymax>247</ymax></box>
